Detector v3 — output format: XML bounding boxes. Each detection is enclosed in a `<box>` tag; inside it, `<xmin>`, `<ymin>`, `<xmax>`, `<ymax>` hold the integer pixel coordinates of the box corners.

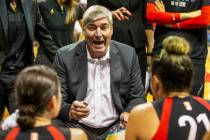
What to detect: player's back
<box><xmin>0</xmin><ymin>125</ymin><xmax>70</xmax><ymax>140</ymax></box>
<box><xmin>152</xmin><ymin>96</ymin><xmax>210</xmax><ymax>140</ymax></box>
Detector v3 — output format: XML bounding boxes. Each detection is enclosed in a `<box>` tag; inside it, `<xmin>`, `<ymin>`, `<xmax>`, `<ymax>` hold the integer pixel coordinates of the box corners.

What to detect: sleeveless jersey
<box><xmin>152</xmin><ymin>96</ymin><xmax>210</xmax><ymax>140</ymax></box>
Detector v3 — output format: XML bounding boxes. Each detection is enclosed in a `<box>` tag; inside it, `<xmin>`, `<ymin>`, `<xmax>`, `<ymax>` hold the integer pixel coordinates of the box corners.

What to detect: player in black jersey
<box><xmin>0</xmin><ymin>65</ymin><xmax>87</xmax><ymax>140</ymax></box>
<box><xmin>126</xmin><ymin>36</ymin><xmax>210</xmax><ymax>140</ymax></box>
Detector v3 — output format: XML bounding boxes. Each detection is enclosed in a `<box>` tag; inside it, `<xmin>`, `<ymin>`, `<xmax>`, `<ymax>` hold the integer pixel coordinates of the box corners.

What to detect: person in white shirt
<box><xmin>53</xmin><ymin>5</ymin><xmax>146</xmax><ymax>140</ymax></box>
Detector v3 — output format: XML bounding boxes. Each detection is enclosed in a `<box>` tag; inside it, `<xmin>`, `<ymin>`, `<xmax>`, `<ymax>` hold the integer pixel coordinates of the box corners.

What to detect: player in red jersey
<box><xmin>126</xmin><ymin>36</ymin><xmax>210</xmax><ymax>140</ymax></box>
<box><xmin>0</xmin><ymin>65</ymin><xmax>87</xmax><ymax>140</ymax></box>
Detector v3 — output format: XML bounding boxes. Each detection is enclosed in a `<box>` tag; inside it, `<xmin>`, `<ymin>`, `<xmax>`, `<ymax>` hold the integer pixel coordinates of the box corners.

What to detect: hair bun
<box><xmin>152</xmin><ymin>35</ymin><xmax>193</xmax><ymax>93</ymax></box>
<box><xmin>17</xmin><ymin>105</ymin><xmax>36</xmax><ymax>130</ymax></box>
<box><xmin>162</xmin><ymin>36</ymin><xmax>190</xmax><ymax>55</ymax></box>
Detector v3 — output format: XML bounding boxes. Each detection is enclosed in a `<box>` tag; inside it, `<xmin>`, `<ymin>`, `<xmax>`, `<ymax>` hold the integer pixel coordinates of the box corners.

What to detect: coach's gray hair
<box><xmin>83</xmin><ymin>5</ymin><xmax>113</xmax><ymax>27</ymax></box>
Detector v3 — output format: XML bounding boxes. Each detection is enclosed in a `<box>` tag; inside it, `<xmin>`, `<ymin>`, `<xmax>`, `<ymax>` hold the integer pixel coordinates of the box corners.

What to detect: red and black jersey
<box><xmin>146</xmin><ymin>0</ymin><xmax>210</xmax><ymax>61</ymax></box>
<box><xmin>152</xmin><ymin>96</ymin><xmax>210</xmax><ymax>140</ymax></box>
<box><xmin>0</xmin><ymin>125</ymin><xmax>71</xmax><ymax>140</ymax></box>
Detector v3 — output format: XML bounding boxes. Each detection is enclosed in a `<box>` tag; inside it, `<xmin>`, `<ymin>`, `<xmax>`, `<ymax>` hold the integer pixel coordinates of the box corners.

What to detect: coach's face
<box><xmin>83</xmin><ymin>17</ymin><xmax>113</xmax><ymax>59</ymax></box>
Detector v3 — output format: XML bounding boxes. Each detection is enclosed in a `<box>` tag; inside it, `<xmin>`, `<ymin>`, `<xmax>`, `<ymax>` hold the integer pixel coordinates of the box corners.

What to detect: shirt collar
<box><xmin>86</xmin><ymin>45</ymin><xmax>110</xmax><ymax>63</ymax></box>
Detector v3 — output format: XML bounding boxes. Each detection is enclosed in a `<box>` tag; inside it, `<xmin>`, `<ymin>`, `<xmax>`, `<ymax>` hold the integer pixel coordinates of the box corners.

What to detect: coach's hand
<box><xmin>69</xmin><ymin>101</ymin><xmax>90</xmax><ymax>120</ymax></box>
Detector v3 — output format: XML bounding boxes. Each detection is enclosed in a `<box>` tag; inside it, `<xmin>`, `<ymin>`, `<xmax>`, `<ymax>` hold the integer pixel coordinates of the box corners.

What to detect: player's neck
<box><xmin>34</xmin><ymin>116</ymin><xmax>52</xmax><ymax>127</ymax></box>
<box><xmin>167</xmin><ymin>91</ymin><xmax>189</xmax><ymax>98</ymax></box>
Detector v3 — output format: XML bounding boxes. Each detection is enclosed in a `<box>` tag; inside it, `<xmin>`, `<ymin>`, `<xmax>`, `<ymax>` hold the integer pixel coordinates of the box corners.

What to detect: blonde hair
<box><xmin>64</xmin><ymin>1</ymin><xmax>78</xmax><ymax>25</ymax></box>
<box><xmin>161</xmin><ymin>35</ymin><xmax>190</xmax><ymax>57</ymax></box>
<box><xmin>152</xmin><ymin>36</ymin><xmax>193</xmax><ymax>93</ymax></box>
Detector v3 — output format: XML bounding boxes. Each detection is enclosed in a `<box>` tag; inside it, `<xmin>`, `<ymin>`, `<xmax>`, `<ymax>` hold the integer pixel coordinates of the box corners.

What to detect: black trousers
<box><xmin>53</xmin><ymin>119</ymin><xmax>121</xmax><ymax>140</ymax></box>
<box><xmin>0</xmin><ymin>68</ymin><xmax>22</xmax><ymax>120</ymax></box>
<box><xmin>191</xmin><ymin>60</ymin><xmax>206</xmax><ymax>97</ymax></box>
<box><xmin>135</xmin><ymin>47</ymin><xmax>147</xmax><ymax>88</ymax></box>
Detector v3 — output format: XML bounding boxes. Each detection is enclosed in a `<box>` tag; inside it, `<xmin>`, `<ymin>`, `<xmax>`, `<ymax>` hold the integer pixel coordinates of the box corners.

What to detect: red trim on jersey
<box><xmin>152</xmin><ymin>97</ymin><xmax>174</xmax><ymax>140</ymax></box>
<box><xmin>47</xmin><ymin>125</ymin><xmax>65</xmax><ymax>140</ymax></box>
<box><xmin>192</xmin><ymin>96</ymin><xmax>210</xmax><ymax>111</ymax></box>
<box><xmin>146</xmin><ymin>3</ymin><xmax>180</xmax><ymax>24</ymax></box>
<box><xmin>5</xmin><ymin>127</ymin><xmax>20</xmax><ymax>140</ymax></box>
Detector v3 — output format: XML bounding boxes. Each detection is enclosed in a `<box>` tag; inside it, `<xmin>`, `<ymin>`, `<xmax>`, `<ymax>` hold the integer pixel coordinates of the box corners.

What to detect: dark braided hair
<box><xmin>14</xmin><ymin>65</ymin><xmax>60</xmax><ymax>130</ymax></box>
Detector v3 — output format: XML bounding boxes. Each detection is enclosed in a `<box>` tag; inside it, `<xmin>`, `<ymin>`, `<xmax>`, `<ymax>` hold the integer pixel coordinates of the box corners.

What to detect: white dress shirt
<box><xmin>79</xmin><ymin>46</ymin><xmax>119</xmax><ymax>128</ymax></box>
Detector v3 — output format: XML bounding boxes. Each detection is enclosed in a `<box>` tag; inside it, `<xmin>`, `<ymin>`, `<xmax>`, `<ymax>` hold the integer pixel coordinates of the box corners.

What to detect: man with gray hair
<box><xmin>53</xmin><ymin>5</ymin><xmax>146</xmax><ymax>140</ymax></box>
